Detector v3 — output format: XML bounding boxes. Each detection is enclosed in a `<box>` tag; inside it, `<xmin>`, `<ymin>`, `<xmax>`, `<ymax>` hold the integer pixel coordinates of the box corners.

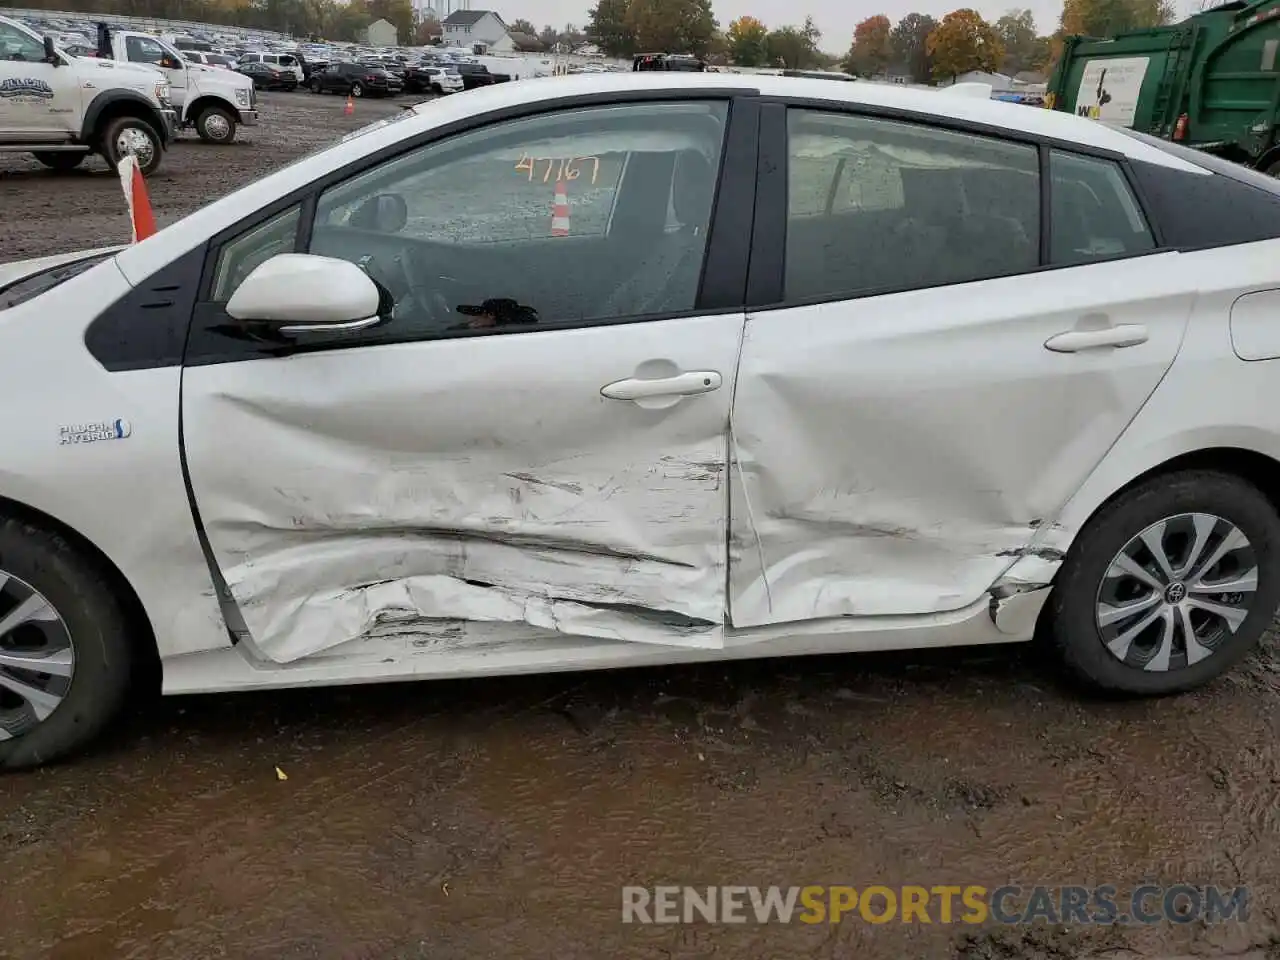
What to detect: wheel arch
<box><xmin>188</xmin><ymin>95</ymin><xmax>242</xmax><ymax>124</ymax></box>
<box><xmin>0</xmin><ymin>493</ymin><xmax>160</xmax><ymax>690</ymax></box>
<box><xmin>80</xmin><ymin>90</ymin><xmax>165</xmax><ymax>145</ymax></box>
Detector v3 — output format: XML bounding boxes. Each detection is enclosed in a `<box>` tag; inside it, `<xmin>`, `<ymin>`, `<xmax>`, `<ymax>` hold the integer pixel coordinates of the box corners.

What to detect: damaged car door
<box><xmin>729</xmin><ymin>106</ymin><xmax>1193</xmax><ymax>627</ymax></box>
<box><xmin>180</xmin><ymin>98</ymin><xmax>746</xmax><ymax>665</ymax></box>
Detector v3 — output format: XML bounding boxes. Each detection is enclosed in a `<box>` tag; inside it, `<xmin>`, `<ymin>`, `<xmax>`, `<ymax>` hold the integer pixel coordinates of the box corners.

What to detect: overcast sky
<box><xmin>501</xmin><ymin>0</ymin><xmax>1198</xmax><ymax>55</ymax></box>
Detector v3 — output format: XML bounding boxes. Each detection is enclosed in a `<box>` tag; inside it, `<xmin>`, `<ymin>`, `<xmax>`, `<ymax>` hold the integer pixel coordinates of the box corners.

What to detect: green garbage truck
<box><xmin>1045</xmin><ymin>0</ymin><xmax>1280</xmax><ymax>174</ymax></box>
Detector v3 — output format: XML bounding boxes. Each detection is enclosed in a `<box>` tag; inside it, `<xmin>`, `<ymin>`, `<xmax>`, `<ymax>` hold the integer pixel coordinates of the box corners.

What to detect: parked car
<box><xmin>237</xmin><ymin>51</ymin><xmax>304</xmax><ymax>85</ymax></box>
<box><xmin>310</xmin><ymin>61</ymin><xmax>403</xmax><ymax>97</ymax></box>
<box><xmin>181</xmin><ymin>50</ymin><xmax>237</xmax><ymax>69</ymax></box>
<box><xmin>5</xmin><ymin>72</ymin><xmax>1280</xmax><ymax>770</ymax></box>
<box><xmin>236</xmin><ymin>60</ymin><xmax>297</xmax><ymax>91</ymax></box>
<box><xmin>404</xmin><ymin>63</ymin><xmax>464</xmax><ymax>95</ymax></box>
<box><xmin>453</xmin><ymin>61</ymin><xmax>506</xmax><ymax>90</ymax></box>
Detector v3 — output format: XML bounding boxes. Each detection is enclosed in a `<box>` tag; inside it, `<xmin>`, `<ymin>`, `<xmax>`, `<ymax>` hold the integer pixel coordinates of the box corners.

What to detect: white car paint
<box><xmin>0</xmin><ymin>72</ymin><xmax>1274</xmax><ymax>702</ymax></box>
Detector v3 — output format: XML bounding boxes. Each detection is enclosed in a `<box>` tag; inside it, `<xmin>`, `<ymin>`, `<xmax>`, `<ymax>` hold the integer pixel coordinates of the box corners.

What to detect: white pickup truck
<box><xmin>0</xmin><ymin>15</ymin><xmax>177</xmax><ymax>174</ymax></box>
<box><xmin>94</xmin><ymin>24</ymin><xmax>258</xmax><ymax>144</ymax></box>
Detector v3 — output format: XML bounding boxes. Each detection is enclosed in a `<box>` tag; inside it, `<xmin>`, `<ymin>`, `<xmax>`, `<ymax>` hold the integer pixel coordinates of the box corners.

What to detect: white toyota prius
<box><xmin>2</xmin><ymin>72</ymin><xmax>1279</xmax><ymax>769</ymax></box>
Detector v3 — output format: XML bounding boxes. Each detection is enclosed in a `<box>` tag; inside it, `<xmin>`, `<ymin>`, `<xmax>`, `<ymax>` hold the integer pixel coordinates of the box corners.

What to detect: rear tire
<box><xmin>99</xmin><ymin>115</ymin><xmax>163</xmax><ymax>176</ymax></box>
<box><xmin>195</xmin><ymin>105</ymin><xmax>237</xmax><ymax>144</ymax></box>
<box><xmin>311</xmin><ymin>78</ymin><xmax>323</xmax><ymax>93</ymax></box>
<box><xmin>0</xmin><ymin>516</ymin><xmax>135</xmax><ymax>771</ymax></box>
<box><xmin>351</xmin><ymin>81</ymin><xmax>364</xmax><ymax>97</ymax></box>
<box><xmin>1048</xmin><ymin>470</ymin><xmax>1280</xmax><ymax>695</ymax></box>
<box><xmin>32</xmin><ymin>151</ymin><xmax>85</xmax><ymax>171</ymax></box>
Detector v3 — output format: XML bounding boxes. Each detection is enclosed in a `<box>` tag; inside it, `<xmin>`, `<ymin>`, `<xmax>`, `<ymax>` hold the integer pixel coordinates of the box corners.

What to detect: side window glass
<box><xmin>1050</xmin><ymin>150</ymin><xmax>1156</xmax><ymax>265</ymax></box>
<box><xmin>211</xmin><ymin>206</ymin><xmax>301</xmax><ymax>302</ymax></box>
<box><xmin>309</xmin><ymin>100</ymin><xmax>727</xmax><ymax>337</ymax></box>
<box><xmin>0</xmin><ymin>24</ymin><xmax>46</xmax><ymax>62</ymax></box>
<box><xmin>785</xmin><ymin>109</ymin><xmax>1039</xmax><ymax>302</ymax></box>
<box><xmin>125</xmin><ymin>36</ymin><xmax>166</xmax><ymax>65</ymax></box>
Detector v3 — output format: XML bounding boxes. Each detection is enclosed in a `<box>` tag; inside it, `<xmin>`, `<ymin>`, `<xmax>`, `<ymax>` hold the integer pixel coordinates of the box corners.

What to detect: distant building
<box><xmin>360</xmin><ymin>18</ymin><xmax>399</xmax><ymax>47</ymax></box>
<box><xmin>441</xmin><ymin>10</ymin><xmax>508</xmax><ymax>50</ymax></box>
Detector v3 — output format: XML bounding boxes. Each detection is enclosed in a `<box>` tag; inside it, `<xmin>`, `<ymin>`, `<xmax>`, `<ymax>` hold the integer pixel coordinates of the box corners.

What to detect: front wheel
<box><xmin>32</xmin><ymin>151</ymin><xmax>85</xmax><ymax>171</ymax></box>
<box><xmin>350</xmin><ymin>81</ymin><xmax>364</xmax><ymax>98</ymax></box>
<box><xmin>1048</xmin><ymin>470</ymin><xmax>1280</xmax><ymax>695</ymax></box>
<box><xmin>0</xmin><ymin>516</ymin><xmax>136</xmax><ymax>770</ymax></box>
<box><xmin>195</xmin><ymin>105</ymin><xmax>237</xmax><ymax>144</ymax></box>
<box><xmin>99</xmin><ymin>115</ymin><xmax>163</xmax><ymax>176</ymax></box>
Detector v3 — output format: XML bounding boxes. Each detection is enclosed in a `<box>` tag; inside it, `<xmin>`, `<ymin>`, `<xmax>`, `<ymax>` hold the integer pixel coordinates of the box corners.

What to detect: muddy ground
<box><xmin>4</xmin><ymin>93</ymin><xmax>1280</xmax><ymax>960</ymax></box>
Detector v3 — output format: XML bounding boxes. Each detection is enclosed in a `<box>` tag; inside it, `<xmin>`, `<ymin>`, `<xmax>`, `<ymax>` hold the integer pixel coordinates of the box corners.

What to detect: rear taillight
<box><xmin>1173</xmin><ymin>113</ymin><xmax>1189</xmax><ymax>141</ymax></box>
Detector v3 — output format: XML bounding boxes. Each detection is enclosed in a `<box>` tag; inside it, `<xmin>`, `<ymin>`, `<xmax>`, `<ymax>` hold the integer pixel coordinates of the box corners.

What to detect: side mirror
<box><xmin>43</xmin><ymin>36</ymin><xmax>59</xmax><ymax>66</ymax></box>
<box><xmin>161</xmin><ymin>56</ymin><xmax>182</xmax><ymax>69</ymax></box>
<box><xmin>225</xmin><ymin>254</ymin><xmax>385</xmax><ymax>335</ymax></box>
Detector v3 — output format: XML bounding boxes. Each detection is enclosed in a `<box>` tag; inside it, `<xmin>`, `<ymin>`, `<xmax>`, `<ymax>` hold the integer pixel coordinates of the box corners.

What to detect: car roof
<box><xmin>114</xmin><ymin>71</ymin><xmax>1207</xmax><ymax>284</ymax></box>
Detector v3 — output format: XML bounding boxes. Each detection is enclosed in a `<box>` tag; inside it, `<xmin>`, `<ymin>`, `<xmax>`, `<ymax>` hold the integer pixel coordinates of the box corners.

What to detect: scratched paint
<box><xmin>180</xmin><ymin>313</ymin><xmax>746</xmax><ymax>663</ymax></box>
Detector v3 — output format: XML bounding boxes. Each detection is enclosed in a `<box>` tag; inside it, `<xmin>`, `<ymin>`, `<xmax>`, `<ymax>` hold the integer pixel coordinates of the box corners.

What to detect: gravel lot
<box><xmin>3</xmin><ymin>92</ymin><xmax>1280</xmax><ymax>960</ymax></box>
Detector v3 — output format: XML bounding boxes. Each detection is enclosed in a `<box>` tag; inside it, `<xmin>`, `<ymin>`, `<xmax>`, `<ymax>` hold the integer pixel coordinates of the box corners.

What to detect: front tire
<box><xmin>195</xmin><ymin>105</ymin><xmax>237</xmax><ymax>144</ymax></box>
<box><xmin>0</xmin><ymin>516</ymin><xmax>135</xmax><ymax>770</ymax></box>
<box><xmin>32</xmin><ymin>151</ymin><xmax>85</xmax><ymax>171</ymax></box>
<box><xmin>99</xmin><ymin>115</ymin><xmax>163</xmax><ymax>176</ymax></box>
<box><xmin>351</xmin><ymin>81</ymin><xmax>364</xmax><ymax>98</ymax></box>
<box><xmin>311</xmin><ymin>78</ymin><xmax>323</xmax><ymax>93</ymax></box>
<box><xmin>1049</xmin><ymin>470</ymin><xmax>1280</xmax><ymax>695</ymax></box>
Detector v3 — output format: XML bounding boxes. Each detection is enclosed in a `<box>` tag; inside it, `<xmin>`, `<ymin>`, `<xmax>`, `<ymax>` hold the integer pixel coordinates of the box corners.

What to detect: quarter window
<box><xmin>211</xmin><ymin>205</ymin><xmax>301</xmax><ymax>302</ymax></box>
<box><xmin>785</xmin><ymin>109</ymin><xmax>1040</xmax><ymax>302</ymax></box>
<box><xmin>1049</xmin><ymin>150</ymin><xmax>1155</xmax><ymax>265</ymax></box>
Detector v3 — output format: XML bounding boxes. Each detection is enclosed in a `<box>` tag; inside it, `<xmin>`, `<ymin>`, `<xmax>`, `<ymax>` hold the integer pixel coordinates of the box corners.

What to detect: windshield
<box><xmin>1111</xmin><ymin>127</ymin><xmax>1280</xmax><ymax>197</ymax></box>
<box><xmin>0</xmin><ymin>253</ymin><xmax>114</xmax><ymax>310</ymax></box>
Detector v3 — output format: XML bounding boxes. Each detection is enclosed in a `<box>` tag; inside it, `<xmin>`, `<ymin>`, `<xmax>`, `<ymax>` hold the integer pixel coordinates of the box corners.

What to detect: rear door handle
<box><xmin>601</xmin><ymin>371</ymin><xmax>722</xmax><ymax>401</ymax></box>
<box><xmin>1044</xmin><ymin>324</ymin><xmax>1149</xmax><ymax>353</ymax></box>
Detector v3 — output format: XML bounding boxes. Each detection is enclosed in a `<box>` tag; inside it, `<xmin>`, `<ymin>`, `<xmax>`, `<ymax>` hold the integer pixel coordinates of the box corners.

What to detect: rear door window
<box><xmin>784</xmin><ymin>108</ymin><xmax>1040</xmax><ymax>302</ymax></box>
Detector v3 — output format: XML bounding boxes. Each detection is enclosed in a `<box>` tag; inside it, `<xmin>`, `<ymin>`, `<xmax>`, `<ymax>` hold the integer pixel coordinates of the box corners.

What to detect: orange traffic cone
<box><xmin>551</xmin><ymin>180</ymin><xmax>570</xmax><ymax>237</ymax></box>
<box><xmin>344</xmin><ymin>94</ymin><xmax>355</xmax><ymax>116</ymax></box>
<box><xmin>116</xmin><ymin>154</ymin><xmax>157</xmax><ymax>243</ymax></box>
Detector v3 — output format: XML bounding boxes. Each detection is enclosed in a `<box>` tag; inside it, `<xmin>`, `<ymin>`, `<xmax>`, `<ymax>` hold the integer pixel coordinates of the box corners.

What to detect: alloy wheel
<box><xmin>0</xmin><ymin>571</ymin><xmax>74</xmax><ymax>741</ymax></box>
<box><xmin>1095</xmin><ymin>512</ymin><xmax>1259</xmax><ymax>672</ymax></box>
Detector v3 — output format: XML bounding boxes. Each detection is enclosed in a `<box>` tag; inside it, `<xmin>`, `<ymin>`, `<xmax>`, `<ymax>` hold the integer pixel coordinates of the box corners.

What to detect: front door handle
<box><xmin>601</xmin><ymin>370</ymin><xmax>722</xmax><ymax>401</ymax></box>
<box><xmin>1044</xmin><ymin>324</ymin><xmax>1149</xmax><ymax>353</ymax></box>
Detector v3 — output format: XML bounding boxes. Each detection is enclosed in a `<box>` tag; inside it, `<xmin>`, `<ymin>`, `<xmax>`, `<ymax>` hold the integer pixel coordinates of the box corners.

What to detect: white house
<box><xmin>361</xmin><ymin>18</ymin><xmax>399</xmax><ymax>47</ymax></box>
<box><xmin>441</xmin><ymin>10</ymin><xmax>509</xmax><ymax>51</ymax></box>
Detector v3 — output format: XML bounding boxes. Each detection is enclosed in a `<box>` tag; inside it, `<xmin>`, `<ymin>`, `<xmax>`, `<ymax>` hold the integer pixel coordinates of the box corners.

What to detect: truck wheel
<box><xmin>351</xmin><ymin>81</ymin><xmax>364</xmax><ymax>98</ymax></box>
<box><xmin>0</xmin><ymin>515</ymin><xmax>136</xmax><ymax>771</ymax></box>
<box><xmin>1048</xmin><ymin>470</ymin><xmax>1280</xmax><ymax>695</ymax></box>
<box><xmin>1264</xmin><ymin>158</ymin><xmax>1280</xmax><ymax>179</ymax></box>
<box><xmin>99</xmin><ymin>116</ymin><xmax>162</xmax><ymax>176</ymax></box>
<box><xmin>32</xmin><ymin>152</ymin><xmax>85</xmax><ymax>171</ymax></box>
<box><xmin>195</xmin><ymin>105</ymin><xmax>237</xmax><ymax>144</ymax></box>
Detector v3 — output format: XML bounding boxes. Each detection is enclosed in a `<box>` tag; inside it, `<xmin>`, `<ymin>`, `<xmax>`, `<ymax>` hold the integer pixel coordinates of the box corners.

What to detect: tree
<box><xmin>414</xmin><ymin>12</ymin><xmax>442</xmax><ymax>44</ymax></box>
<box><xmin>994</xmin><ymin>8</ymin><xmax>1038</xmax><ymax>73</ymax></box>
<box><xmin>626</xmin><ymin>0</ymin><xmax>717</xmax><ymax>56</ymax></box>
<box><xmin>927</xmin><ymin>8</ymin><xmax>1003</xmax><ymax>82</ymax></box>
<box><xmin>891</xmin><ymin>13</ymin><xmax>938</xmax><ymax>82</ymax></box>
<box><xmin>726</xmin><ymin>15</ymin><xmax>768</xmax><ymax>66</ymax></box>
<box><xmin>586</xmin><ymin>0</ymin><xmax>637</xmax><ymax>56</ymax></box>
<box><xmin>1060</xmin><ymin>0</ymin><xmax>1175</xmax><ymax>37</ymax></box>
<box><xmin>765</xmin><ymin>15</ymin><xmax>820</xmax><ymax>68</ymax></box>
<box><xmin>845</xmin><ymin>14</ymin><xmax>893</xmax><ymax>76</ymax></box>
<box><xmin>510</xmin><ymin>17</ymin><xmax>538</xmax><ymax>35</ymax></box>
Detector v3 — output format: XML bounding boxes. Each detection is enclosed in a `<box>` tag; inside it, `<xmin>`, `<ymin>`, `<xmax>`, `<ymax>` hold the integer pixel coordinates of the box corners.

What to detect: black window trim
<box><xmin>746</xmin><ymin>95</ymin><xmax>1172</xmax><ymax>312</ymax></box>
<box><xmin>179</xmin><ymin>87</ymin><xmax>760</xmax><ymax>367</ymax></box>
